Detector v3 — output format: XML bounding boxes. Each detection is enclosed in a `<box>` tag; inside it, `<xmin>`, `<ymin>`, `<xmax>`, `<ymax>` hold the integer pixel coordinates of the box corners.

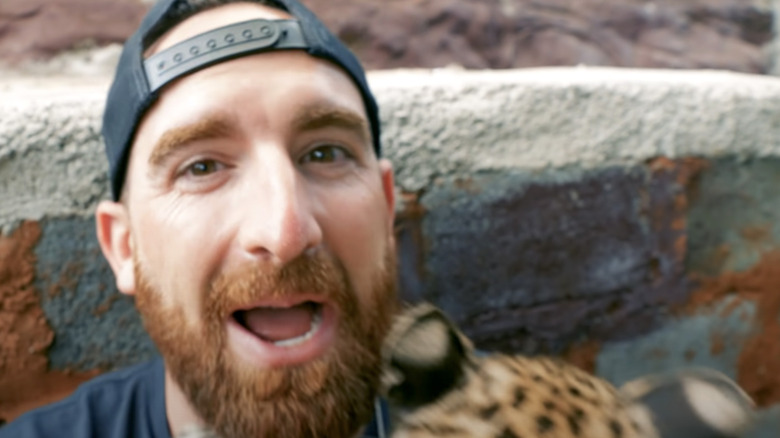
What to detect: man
<box><xmin>1</xmin><ymin>1</ymin><xmax>398</xmax><ymax>437</ymax></box>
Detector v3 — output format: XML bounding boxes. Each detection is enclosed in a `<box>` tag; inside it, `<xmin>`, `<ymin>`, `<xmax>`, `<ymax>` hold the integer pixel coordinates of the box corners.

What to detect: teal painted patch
<box><xmin>596</xmin><ymin>296</ymin><xmax>755</xmax><ymax>386</ymax></box>
<box><xmin>687</xmin><ymin>157</ymin><xmax>780</xmax><ymax>276</ymax></box>
<box><xmin>34</xmin><ymin>216</ymin><xmax>157</xmax><ymax>371</ymax></box>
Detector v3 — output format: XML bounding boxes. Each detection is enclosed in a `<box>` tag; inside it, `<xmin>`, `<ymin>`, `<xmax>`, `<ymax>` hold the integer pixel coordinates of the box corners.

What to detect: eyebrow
<box><xmin>291</xmin><ymin>104</ymin><xmax>371</xmax><ymax>144</ymax></box>
<box><xmin>147</xmin><ymin>114</ymin><xmax>234</xmax><ymax>169</ymax></box>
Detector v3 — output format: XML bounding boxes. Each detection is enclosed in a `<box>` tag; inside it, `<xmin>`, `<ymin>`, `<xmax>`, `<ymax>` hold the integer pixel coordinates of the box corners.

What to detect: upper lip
<box><xmin>228</xmin><ymin>294</ymin><xmax>328</xmax><ymax>314</ymax></box>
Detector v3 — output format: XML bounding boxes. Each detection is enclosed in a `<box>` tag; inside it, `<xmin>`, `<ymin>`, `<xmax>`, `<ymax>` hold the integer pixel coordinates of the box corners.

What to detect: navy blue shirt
<box><xmin>0</xmin><ymin>357</ymin><xmax>389</xmax><ymax>438</ymax></box>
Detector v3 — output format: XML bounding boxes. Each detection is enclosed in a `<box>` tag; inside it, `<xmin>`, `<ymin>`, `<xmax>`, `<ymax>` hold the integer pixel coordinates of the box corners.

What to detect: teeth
<box><xmin>272</xmin><ymin>306</ymin><xmax>322</xmax><ymax>348</ymax></box>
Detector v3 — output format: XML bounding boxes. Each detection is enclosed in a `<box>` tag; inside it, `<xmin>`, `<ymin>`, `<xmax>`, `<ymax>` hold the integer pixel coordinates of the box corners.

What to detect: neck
<box><xmin>165</xmin><ymin>366</ymin><xmax>207</xmax><ymax>437</ymax></box>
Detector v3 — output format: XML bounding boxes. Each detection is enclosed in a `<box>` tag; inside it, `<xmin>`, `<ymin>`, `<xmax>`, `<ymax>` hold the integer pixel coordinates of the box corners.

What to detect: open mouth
<box><xmin>233</xmin><ymin>301</ymin><xmax>324</xmax><ymax>348</ymax></box>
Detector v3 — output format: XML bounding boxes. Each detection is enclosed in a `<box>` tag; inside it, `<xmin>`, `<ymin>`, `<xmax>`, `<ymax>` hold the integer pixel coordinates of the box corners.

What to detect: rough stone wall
<box><xmin>310</xmin><ymin>0</ymin><xmax>777</xmax><ymax>73</ymax></box>
<box><xmin>1</xmin><ymin>68</ymin><xmax>780</xmax><ymax>434</ymax></box>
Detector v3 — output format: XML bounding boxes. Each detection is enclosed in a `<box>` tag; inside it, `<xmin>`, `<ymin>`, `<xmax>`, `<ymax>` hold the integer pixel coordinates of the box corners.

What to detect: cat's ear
<box><xmin>381</xmin><ymin>303</ymin><xmax>471</xmax><ymax>409</ymax></box>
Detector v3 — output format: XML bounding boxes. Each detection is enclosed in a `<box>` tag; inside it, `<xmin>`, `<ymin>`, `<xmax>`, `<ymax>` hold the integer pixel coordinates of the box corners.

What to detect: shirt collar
<box><xmin>360</xmin><ymin>398</ymin><xmax>389</xmax><ymax>438</ymax></box>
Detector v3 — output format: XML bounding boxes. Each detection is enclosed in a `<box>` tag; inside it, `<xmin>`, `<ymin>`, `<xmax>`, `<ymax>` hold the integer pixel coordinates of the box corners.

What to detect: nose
<box><xmin>237</xmin><ymin>149</ymin><xmax>323</xmax><ymax>266</ymax></box>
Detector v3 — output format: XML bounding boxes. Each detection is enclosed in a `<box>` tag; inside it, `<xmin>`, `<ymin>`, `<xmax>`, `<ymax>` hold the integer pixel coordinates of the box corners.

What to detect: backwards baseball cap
<box><xmin>102</xmin><ymin>0</ymin><xmax>380</xmax><ymax>201</ymax></box>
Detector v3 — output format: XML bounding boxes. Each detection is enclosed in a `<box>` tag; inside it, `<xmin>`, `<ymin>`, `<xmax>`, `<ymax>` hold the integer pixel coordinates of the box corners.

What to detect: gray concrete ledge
<box><xmin>4</xmin><ymin>67</ymin><xmax>780</xmax><ymax>230</ymax></box>
<box><xmin>0</xmin><ymin>78</ymin><xmax>109</xmax><ymax>231</ymax></box>
<box><xmin>373</xmin><ymin>67</ymin><xmax>780</xmax><ymax>191</ymax></box>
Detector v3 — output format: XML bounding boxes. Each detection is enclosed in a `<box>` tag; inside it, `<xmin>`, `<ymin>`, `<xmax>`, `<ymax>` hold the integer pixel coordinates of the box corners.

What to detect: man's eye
<box><xmin>302</xmin><ymin>146</ymin><xmax>351</xmax><ymax>164</ymax></box>
<box><xmin>186</xmin><ymin>159</ymin><xmax>221</xmax><ymax>176</ymax></box>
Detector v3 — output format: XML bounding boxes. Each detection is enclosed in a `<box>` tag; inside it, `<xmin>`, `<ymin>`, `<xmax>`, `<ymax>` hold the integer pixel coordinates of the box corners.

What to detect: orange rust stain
<box><xmin>701</xmin><ymin>244</ymin><xmax>732</xmax><ymax>275</ymax></box>
<box><xmin>710</xmin><ymin>331</ymin><xmax>725</xmax><ymax>356</ymax></box>
<box><xmin>671</xmin><ymin>216</ymin><xmax>686</xmax><ymax>232</ymax></box>
<box><xmin>47</xmin><ymin>260</ymin><xmax>83</xmax><ymax>299</ymax></box>
<box><xmin>562</xmin><ymin>339</ymin><xmax>601</xmax><ymax>374</ymax></box>
<box><xmin>719</xmin><ymin>295</ymin><xmax>746</xmax><ymax>318</ymax></box>
<box><xmin>647</xmin><ymin>347</ymin><xmax>669</xmax><ymax>360</ymax></box>
<box><xmin>0</xmin><ymin>222</ymin><xmax>99</xmax><ymax>423</ymax></box>
<box><xmin>92</xmin><ymin>293</ymin><xmax>123</xmax><ymax>317</ymax></box>
<box><xmin>648</xmin><ymin>156</ymin><xmax>677</xmax><ymax>173</ymax></box>
<box><xmin>648</xmin><ymin>156</ymin><xmax>709</xmax><ymax>187</ymax></box>
<box><xmin>741</xmin><ymin>225</ymin><xmax>771</xmax><ymax>244</ymax></box>
<box><xmin>397</xmin><ymin>191</ymin><xmax>426</xmax><ymax>221</ymax></box>
<box><xmin>453</xmin><ymin>177</ymin><xmax>481</xmax><ymax>194</ymax></box>
<box><xmin>672</xmin><ymin>195</ymin><xmax>687</xmax><ymax>217</ymax></box>
<box><xmin>647</xmin><ymin>157</ymin><xmax>709</xmax><ymax>264</ymax></box>
<box><xmin>677</xmin><ymin>158</ymin><xmax>709</xmax><ymax>187</ymax></box>
<box><xmin>673</xmin><ymin>234</ymin><xmax>687</xmax><ymax>262</ymax></box>
<box><xmin>685</xmin><ymin>251</ymin><xmax>780</xmax><ymax>407</ymax></box>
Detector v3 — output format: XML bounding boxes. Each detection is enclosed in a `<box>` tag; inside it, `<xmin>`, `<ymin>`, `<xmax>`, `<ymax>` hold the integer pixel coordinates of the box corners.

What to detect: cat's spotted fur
<box><xmin>381</xmin><ymin>303</ymin><xmax>755</xmax><ymax>438</ymax></box>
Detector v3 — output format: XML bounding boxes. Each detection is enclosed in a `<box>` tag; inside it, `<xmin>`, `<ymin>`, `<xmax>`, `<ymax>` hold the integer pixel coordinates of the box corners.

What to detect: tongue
<box><xmin>243</xmin><ymin>303</ymin><xmax>315</xmax><ymax>342</ymax></box>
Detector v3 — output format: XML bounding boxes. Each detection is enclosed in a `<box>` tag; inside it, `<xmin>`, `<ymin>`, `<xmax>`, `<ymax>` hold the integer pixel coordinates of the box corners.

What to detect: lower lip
<box><xmin>225</xmin><ymin>304</ymin><xmax>338</xmax><ymax>369</ymax></box>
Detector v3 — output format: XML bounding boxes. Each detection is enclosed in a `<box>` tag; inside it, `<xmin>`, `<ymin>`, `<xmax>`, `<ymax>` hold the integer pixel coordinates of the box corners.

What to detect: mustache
<box><xmin>204</xmin><ymin>250</ymin><xmax>350</xmax><ymax>319</ymax></box>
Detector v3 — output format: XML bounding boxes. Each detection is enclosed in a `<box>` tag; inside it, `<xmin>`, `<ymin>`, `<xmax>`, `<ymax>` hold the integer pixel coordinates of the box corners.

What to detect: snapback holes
<box><xmin>225</xmin><ymin>33</ymin><xmax>235</xmax><ymax>43</ymax></box>
<box><xmin>207</xmin><ymin>39</ymin><xmax>217</xmax><ymax>49</ymax></box>
<box><xmin>242</xmin><ymin>29</ymin><xmax>252</xmax><ymax>39</ymax></box>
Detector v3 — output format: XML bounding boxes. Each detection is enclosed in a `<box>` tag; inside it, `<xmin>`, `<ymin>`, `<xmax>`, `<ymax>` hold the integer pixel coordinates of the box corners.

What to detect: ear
<box><xmin>378</xmin><ymin>159</ymin><xmax>396</xmax><ymax>231</ymax></box>
<box><xmin>95</xmin><ymin>200</ymin><xmax>136</xmax><ymax>295</ymax></box>
<box><xmin>382</xmin><ymin>303</ymin><xmax>469</xmax><ymax>409</ymax></box>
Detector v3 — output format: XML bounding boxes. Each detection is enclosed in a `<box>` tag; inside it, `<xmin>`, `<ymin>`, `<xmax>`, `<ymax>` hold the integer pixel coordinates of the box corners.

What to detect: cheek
<box><xmin>130</xmin><ymin>198</ymin><xmax>230</xmax><ymax>316</ymax></box>
<box><xmin>320</xmin><ymin>185</ymin><xmax>393</xmax><ymax>299</ymax></box>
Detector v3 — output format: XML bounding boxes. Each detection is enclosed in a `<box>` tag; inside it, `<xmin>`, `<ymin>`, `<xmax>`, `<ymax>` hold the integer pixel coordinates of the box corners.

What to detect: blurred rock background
<box><xmin>0</xmin><ymin>0</ymin><xmax>778</xmax><ymax>76</ymax></box>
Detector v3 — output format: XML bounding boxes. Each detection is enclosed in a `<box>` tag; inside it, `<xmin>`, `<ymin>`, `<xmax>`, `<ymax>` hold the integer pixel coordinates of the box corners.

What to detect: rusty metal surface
<box><xmin>397</xmin><ymin>165</ymin><xmax>693</xmax><ymax>354</ymax></box>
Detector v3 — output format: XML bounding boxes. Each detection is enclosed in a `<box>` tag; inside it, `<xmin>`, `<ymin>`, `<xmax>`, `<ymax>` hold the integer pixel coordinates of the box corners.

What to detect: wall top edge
<box><xmin>368</xmin><ymin>66</ymin><xmax>780</xmax><ymax>89</ymax></box>
<box><xmin>2</xmin><ymin>66</ymin><xmax>779</xmax><ymax>100</ymax></box>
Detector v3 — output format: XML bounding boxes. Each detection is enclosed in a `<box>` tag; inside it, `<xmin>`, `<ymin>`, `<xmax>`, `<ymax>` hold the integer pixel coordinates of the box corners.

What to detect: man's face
<box><xmin>96</xmin><ymin>3</ymin><xmax>398</xmax><ymax>437</ymax></box>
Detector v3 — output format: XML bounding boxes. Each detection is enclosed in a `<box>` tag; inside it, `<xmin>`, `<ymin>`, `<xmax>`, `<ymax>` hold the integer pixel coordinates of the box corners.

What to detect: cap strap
<box><xmin>144</xmin><ymin>19</ymin><xmax>308</xmax><ymax>92</ymax></box>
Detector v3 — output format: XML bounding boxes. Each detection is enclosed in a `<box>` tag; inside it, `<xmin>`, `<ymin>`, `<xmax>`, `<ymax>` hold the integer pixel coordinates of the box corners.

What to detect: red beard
<box><xmin>134</xmin><ymin>249</ymin><xmax>398</xmax><ymax>438</ymax></box>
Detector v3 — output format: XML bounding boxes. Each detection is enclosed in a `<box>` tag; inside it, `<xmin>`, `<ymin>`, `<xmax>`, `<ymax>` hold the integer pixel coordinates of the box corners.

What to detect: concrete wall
<box><xmin>2</xmin><ymin>67</ymin><xmax>780</xmax><ymax>433</ymax></box>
